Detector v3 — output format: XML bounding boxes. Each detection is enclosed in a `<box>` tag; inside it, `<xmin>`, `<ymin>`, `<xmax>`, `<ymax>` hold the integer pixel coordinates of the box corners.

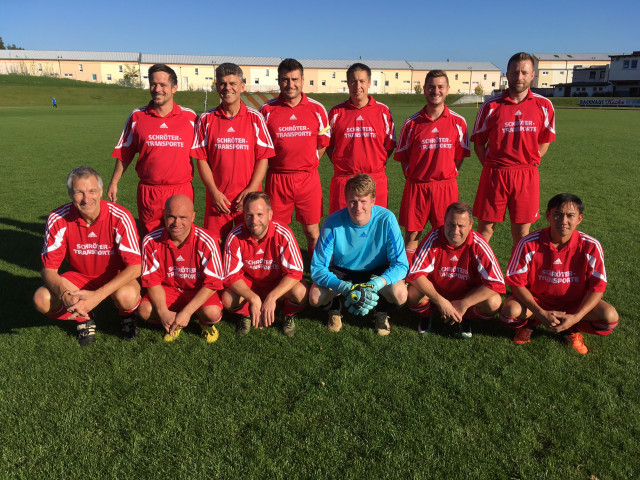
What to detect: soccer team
<box><xmin>33</xmin><ymin>53</ymin><xmax>619</xmax><ymax>354</ymax></box>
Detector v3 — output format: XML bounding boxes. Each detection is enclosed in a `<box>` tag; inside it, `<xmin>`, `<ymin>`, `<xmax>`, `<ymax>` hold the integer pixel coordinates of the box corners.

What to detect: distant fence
<box><xmin>579</xmin><ymin>99</ymin><xmax>640</xmax><ymax>107</ymax></box>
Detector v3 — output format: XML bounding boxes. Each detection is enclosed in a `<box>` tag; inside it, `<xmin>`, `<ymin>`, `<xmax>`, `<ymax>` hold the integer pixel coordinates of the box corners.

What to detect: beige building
<box><xmin>532</xmin><ymin>53</ymin><xmax>613</xmax><ymax>88</ymax></box>
<box><xmin>408</xmin><ymin>61</ymin><xmax>501</xmax><ymax>95</ymax></box>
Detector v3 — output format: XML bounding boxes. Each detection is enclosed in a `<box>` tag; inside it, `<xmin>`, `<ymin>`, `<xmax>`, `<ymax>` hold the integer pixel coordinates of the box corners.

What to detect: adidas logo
<box><xmin>160</xmin><ymin>123</ymin><xmax>168</xmax><ymax>129</ymax></box>
<box><xmin>290</xmin><ymin>114</ymin><xmax>297</xmax><ymax>121</ymax></box>
<box><xmin>356</xmin><ymin>115</ymin><xmax>364</xmax><ymax>121</ymax></box>
<box><xmin>553</xmin><ymin>258</ymin><xmax>562</xmax><ymax>265</ymax></box>
<box><xmin>227</xmin><ymin>126</ymin><xmax>235</xmax><ymax>133</ymax></box>
<box><xmin>450</xmin><ymin>255</ymin><xmax>459</xmax><ymax>262</ymax></box>
<box><xmin>515</xmin><ymin>110</ymin><xmax>522</xmax><ymax>116</ymax></box>
<box><xmin>359</xmin><ymin>232</ymin><xmax>367</xmax><ymax>238</ymax></box>
<box><xmin>176</xmin><ymin>255</ymin><xmax>185</xmax><ymax>262</ymax></box>
<box><xmin>257</xmin><ymin>248</ymin><xmax>264</xmax><ymax>254</ymax></box>
<box><xmin>432</xmin><ymin>127</ymin><xmax>439</xmax><ymax>133</ymax></box>
<box><xmin>88</xmin><ymin>232</ymin><xmax>97</xmax><ymax>238</ymax></box>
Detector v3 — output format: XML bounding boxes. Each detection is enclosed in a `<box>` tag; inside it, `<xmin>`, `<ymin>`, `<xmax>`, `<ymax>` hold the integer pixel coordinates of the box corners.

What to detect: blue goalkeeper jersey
<box><xmin>311</xmin><ymin>205</ymin><xmax>409</xmax><ymax>290</ymax></box>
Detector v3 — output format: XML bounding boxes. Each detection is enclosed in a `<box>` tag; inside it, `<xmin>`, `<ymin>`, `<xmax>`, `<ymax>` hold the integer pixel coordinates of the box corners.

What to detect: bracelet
<box><xmin>60</xmin><ymin>290</ymin><xmax>70</xmax><ymax>300</ymax></box>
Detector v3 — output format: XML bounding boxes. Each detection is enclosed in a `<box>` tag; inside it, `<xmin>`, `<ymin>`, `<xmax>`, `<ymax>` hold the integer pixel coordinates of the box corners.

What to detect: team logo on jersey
<box><xmin>227</xmin><ymin>126</ymin><xmax>235</xmax><ymax>133</ymax></box>
<box><xmin>359</xmin><ymin>232</ymin><xmax>367</xmax><ymax>238</ymax></box>
<box><xmin>515</xmin><ymin>110</ymin><xmax>522</xmax><ymax>116</ymax></box>
<box><xmin>160</xmin><ymin>123</ymin><xmax>169</xmax><ymax>129</ymax></box>
<box><xmin>290</xmin><ymin>114</ymin><xmax>297</xmax><ymax>121</ymax></box>
<box><xmin>257</xmin><ymin>248</ymin><xmax>264</xmax><ymax>255</ymax></box>
<box><xmin>176</xmin><ymin>255</ymin><xmax>185</xmax><ymax>262</ymax></box>
<box><xmin>553</xmin><ymin>258</ymin><xmax>563</xmax><ymax>265</ymax></box>
<box><xmin>88</xmin><ymin>232</ymin><xmax>97</xmax><ymax>238</ymax></box>
<box><xmin>432</xmin><ymin>127</ymin><xmax>439</xmax><ymax>133</ymax></box>
<box><xmin>450</xmin><ymin>255</ymin><xmax>459</xmax><ymax>262</ymax></box>
<box><xmin>356</xmin><ymin>115</ymin><xmax>364</xmax><ymax>121</ymax></box>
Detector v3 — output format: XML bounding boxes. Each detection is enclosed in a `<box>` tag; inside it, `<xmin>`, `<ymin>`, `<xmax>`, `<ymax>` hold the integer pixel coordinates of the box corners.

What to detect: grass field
<box><xmin>1</xmin><ymin>76</ymin><xmax>639</xmax><ymax>479</ymax></box>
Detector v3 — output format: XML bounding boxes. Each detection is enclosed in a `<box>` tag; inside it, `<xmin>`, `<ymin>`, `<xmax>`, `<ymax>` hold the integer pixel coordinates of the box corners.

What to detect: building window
<box><xmin>332</xmin><ymin>72</ymin><xmax>335</xmax><ymax>79</ymax></box>
<box><xmin>195</xmin><ymin>68</ymin><xmax>199</xmax><ymax>75</ymax></box>
<box><xmin>385</xmin><ymin>80</ymin><xmax>389</xmax><ymax>86</ymax></box>
<box><xmin>373</xmin><ymin>80</ymin><xmax>378</xmax><ymax>86</ymax></box>
<box><xmin>454</xmin><ymin>74</ymin><xmax>458</xmax><ymax>80</ymax></box>
<box><xmin>462</xmin><ymin>81</ymin><xmax>469</xmax><ymax>85</ymax></box>
<box><xmin>341</xmin><ymin>80</ymin><xmax>347</xmax><ymax>83</ymax></box>
<box><xmin>600</xmin><ymin>71</ymin><xmax>605</xmax><ymax>79</ymax></box>
<box><xmin>542</xmin><ymin>83</ymin><xmax>548</xmax><ymax>87</ymax></box>
<box><xmin>38</xmin><ymin>63</ymin><xmax>42</xmax><ymax>72</ymax></box>
<box><xmin>92</xmin><ymin>74</ymin><xmax>97</xmax><ymax>81</ymax></box>
<box><xmin>119</xmin><ymin>65</ymin><xmax>123</xmax><ymax>72</ymax></box>
<box><xmin>491</xmin><ymin>82</ymin><xmax>496</xmax><ymax>87</ymax></box>
<box><xmin>403</xmin><ymin>80</ymin><xmax>410</xmax><ymax>84</ymax></box>
<box><xmin>107</xmin><ymin>74</ymin><xmax>112</xmax><ymax>81</ymax></box>
<box><xmin>78</xmin><ymin>64</ymin><xmax>83</xmax><ymax>72</ymax></box>
<box><xmin>64</xmin><ymin>73</ymin><xmax>73</xmax><ymax>78</ymax></box>
<box><xmin>483</xmin><ymin>74</ymin><xmax>487</xmax><ymax>80</ymax></box>
<box><xmin>542</xmin><ymin>71</ymin><xmax>549</xmax><ymax>75</ymax></box>
<box><xmin>395</xmin><ymin>72</ymin><xmax>398</xmax><ymax>79</ymax></box>
<box><xmin>205</xmin><ymin>77</ymin><xmax>212</xmax><ymax>81</ymax></box>
<box><xmin>254</xmin><ymin>78</ymin><xmax>259</xmax><ymax>84</ymax></box>
<box><xmin>632</xmin><ymin>60</ymin><xmax>638</xmax><ymax>69</ymax></box>
<box><xmin>623</xmin><ymin>60</ymin><xmax>630</xmax><ymax>69</ymax></box>
<box><xmin>309</xmin><ymin>80</ymin><xmax>314</xmax><ymax>86</ymax></box>
<box><xmin>266</xmin><ymin>69</ymin><xmax>269</xmax><ymax>76</ymax></box>
<box><xmin>590</xmin><ymin>72</ymin><xmax>596</xmax><ymax>79</ymax></box>
<box><xmin>321</xmin><ymin>80</ymin><xmax>326</xmax><ymax>86</ymax></box>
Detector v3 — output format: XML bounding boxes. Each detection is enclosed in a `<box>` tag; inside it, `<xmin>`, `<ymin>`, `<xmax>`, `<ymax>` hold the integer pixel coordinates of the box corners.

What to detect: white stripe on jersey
<box><xmin>194</xmin><ymin>226</ymin><xmax>224</xmax><ymax>280</ymax></box>
<box><xmin>471</xmin><ymin>232</ymin><xmax>505</xmax><ymax>283</ymax></box>
<box><xmin>409</xmin><ymin>230</ymin><xmax>438</xmax><ymax>275</ymax></box>
<box><xmin>247</xmin><ymin>106</ymin><xmax>275</xmax><ymax>149</ymax></box>
<box><xmin>108</xmin><ymin>203</ymin><xmax>141</xmax><ymax>256</ymax></box>
<box><xmin>580</xmin><ymin>232</ymin><xmax>607</xmax><ymax>282</ymax></box>
<box><xmin>506</xmin><ymin>230</ymin><xmax>541</xmax><ymax>276</ymax></box>
<box><xmin>43</xmin><ymin>204</ymin><xmax>72</xmax><ymax>254</ymax></box>
<box><xmin>223</xmin><ymin>225</ymin><xmax>246</xmax><ymax>279</ymax></box>
<box><xmin>273</xmin><ymin>222</ymin><xmax>304</xmax><ymax>272</ymax></box>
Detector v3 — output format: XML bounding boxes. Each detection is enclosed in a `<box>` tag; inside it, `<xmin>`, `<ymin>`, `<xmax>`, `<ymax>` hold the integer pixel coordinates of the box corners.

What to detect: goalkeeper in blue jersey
<box><xmin>310</xmin><ymin>173</ymin><xmax>409</xmax><ymax>335</ymax></box>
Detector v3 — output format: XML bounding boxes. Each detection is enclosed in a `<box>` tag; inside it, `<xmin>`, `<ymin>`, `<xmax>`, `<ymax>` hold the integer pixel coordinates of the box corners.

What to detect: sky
<box><xmin>2</xmin><ymin>0</ymin><xmax>638</xmax><ymax>72</ymax></box>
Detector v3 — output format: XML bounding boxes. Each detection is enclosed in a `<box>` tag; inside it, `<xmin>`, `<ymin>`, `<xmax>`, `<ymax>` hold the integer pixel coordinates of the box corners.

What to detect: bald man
<box><xmin>138</xmin><ymin>195</ymin><xmax>225</xmax><ymax>342</ymax></box>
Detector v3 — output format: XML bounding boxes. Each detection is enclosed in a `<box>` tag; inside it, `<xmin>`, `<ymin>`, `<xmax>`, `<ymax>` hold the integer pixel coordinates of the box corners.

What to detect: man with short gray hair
<box><xmin>33</xmin><ymin>166</ymin><xmax>142</xmax><ymax>346</ymax></box>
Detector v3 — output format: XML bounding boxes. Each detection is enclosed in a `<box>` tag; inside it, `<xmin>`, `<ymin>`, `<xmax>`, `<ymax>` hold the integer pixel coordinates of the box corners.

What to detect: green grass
<box><xmin>1</xmin><ymin>75</ymin><xmax>639</xmax><ymax>478</ymax></box>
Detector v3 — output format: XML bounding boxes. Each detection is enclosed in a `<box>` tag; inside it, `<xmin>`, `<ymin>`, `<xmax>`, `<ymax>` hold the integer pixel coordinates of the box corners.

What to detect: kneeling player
<box><xmin>407</xmin><ymin>202</ymin><xmax>504</xmax><ymax>338</ymax></box>
<box><xmin>221</xmin><ymin>192</ymin><xmax>307</xmax><ymax>337</ymax></box>
<box><xmin>501</xmin><ymin>193</ymin><xmax>619</xmax><ymax>354</ymax></box>
<box><xmin>33</xmin><ymin>166</ymin><xmax>142</xmax><ymax>346</ymax></box>
<box><xmin>138</xmin><ymin>195</ymin><xmax>224</xmax><ymax>343</ymax></box>
<box><xmin>309</xmin><ymin>174</ymin><xmax>408</xmax><ymax>336</ymax></box>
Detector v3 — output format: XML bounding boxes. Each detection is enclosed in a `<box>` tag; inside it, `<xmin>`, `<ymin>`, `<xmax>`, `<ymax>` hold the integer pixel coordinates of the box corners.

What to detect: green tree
<box><xmin>0</xmin><ymin>36</ymin><xmax>24</xmax><ymax>50</ymax></box>
<box><xmin>414</xmin><ymin>83</ymin><xmax>423</xmax><ymax>94</ymax></box>
<box><xmin>117</xmin><ymin>64</ymin><xmax>142</xmax><ymax>88</ymax></box>
<box><xmin>474</xmin><ymin>84</ymin><xmax>484</xmax><ymax>96</ymax></box>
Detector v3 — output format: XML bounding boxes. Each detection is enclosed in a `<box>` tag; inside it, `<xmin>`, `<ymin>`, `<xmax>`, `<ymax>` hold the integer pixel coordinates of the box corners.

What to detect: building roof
<box><xmin>0</xmin><ymin>50</ymin><xmax>140</xmax><ymax>61</ymax></box>
<box><xmin>534</xmin><ymin>53</ymin><xmax>614</xmax><ymax>61</ymax></box>
<box><xmin>610</xmin><ymin>51</ymin><xmax>640</xmax><ymax>59</ymax></box>
<box><xmin>139</xmin><ymin>53</ymin><xmax>282</xmax><ymax>66</ymax></box>
<box><xmin>408</xmin><ymin>61</ymin><xmax>500</xmax><ymax>71</ymax></box>
<box><xmin>298</xmin><ymin>59</ymin><xmax>411</xmax><ymax>69</ymax></box>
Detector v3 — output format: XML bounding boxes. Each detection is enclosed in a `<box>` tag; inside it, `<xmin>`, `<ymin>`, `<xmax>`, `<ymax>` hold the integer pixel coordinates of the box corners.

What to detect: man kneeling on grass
<box><xmin>309</xmin><ymin>173</ymin><xmax>408</xmax><ymax>336</ymax></box>
<box><xmin>138</xmin><ymin>195</ymin><xmax>224</xmax><ymax>343</ymax></box>
<box><xmin>221</xmin><ymin>192</ymin><xmax>307</xmax><ymax>337</ymax></box>
<box><xmin>501</xmin><ymin>193</ymin><xmax>619</xmax><ymax>354</ymax></box>
<box><xmin>33</xmin><ymin>166</ymin><xmax>142</xmax><ymax>346</ymax></box>
<box><xmin>407</xmin><ymin>202</ymin><xmax>505</xmax><ymax>338</ymax></box>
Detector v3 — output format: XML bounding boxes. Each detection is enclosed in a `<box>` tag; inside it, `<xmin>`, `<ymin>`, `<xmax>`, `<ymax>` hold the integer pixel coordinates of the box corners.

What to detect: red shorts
<box><xmin>473</xmin><ymin>165</ymin><xmax>540</xmax><ymax>224</ymax></box>
<box><xmin>141</xmin><ymin>285</ymin><xmax>222</xmax><ymax>313</ymax></box>
<box><xmin>399</xmin><ymin>178</ymin><xmax>458</xmax><ymax>232</ymax></box>
<box><xmin>225</xmin><ymin>276</ymin><xmax>305</xmax><ymax>317</ymax></box>
<box><xmin>137</xmin><ymin>182</ymin><xmax>194</xmax><ymax>237</ymax></box>
<box><xmin>329</xmin><ymin>171</ymin><xmax>388</xmax><ymax>214</ymax></box>
<box><xmin>204</xmin><ymin>207</ymin><xmax>244</xmax><ymax>244</ymax></box>
<box><xmin>266</xmin><ymin>170</ymin><xmax>322</xmax><ymax>225</ymax></box>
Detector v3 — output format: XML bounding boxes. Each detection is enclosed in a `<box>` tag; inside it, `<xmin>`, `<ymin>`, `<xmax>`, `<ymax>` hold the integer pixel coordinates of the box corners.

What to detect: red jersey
<box><xmin>223</xmin><ymin>221</ymin><xmax>304</xmax><ymax>288</ymax></box>
<box><xmin>141</xmin><ymin>224</ymin><xmax>223</xmax><ymax>292</ymax></box>
<box><xmin>191</xmin><ymin>101</ymin><xmax>275</xmax><ymax>201</ymax></box>
<box><xmin>112</xmin><ymin>101</ymin><xmax>197</xmax><ymax>185</ymax></box>
<box><xmin>505</xmin><ymin>228</ymin><xmax>607</xmax><ymax>310</ymax></box>
<box><xmin>328</xmin><ymin>96</ymin><xmax>396</xmax><ymax>176</ymax></box>
<box><xmin>471</xmin><ymin>90</ymin><xmax>555</xmax><ymax>168</ymax></box>
<box><xmin>41</xmin><ymin>200</ymin><xmax>141</xmax><ymax>284</ymax></box>
<box><xmin>394</xmin><ymin>105</ymin><xmax>470</xmax><ymax>182</ymax></box>
<box><xmin>260</xmin><ymin>93</ymin><xmax>330</xmax><ymax>173</ymax></box>
<box><xmin>407</xmin><ymin>227</ymin><xmax>506</xmax><ymax>299</ymax></box>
